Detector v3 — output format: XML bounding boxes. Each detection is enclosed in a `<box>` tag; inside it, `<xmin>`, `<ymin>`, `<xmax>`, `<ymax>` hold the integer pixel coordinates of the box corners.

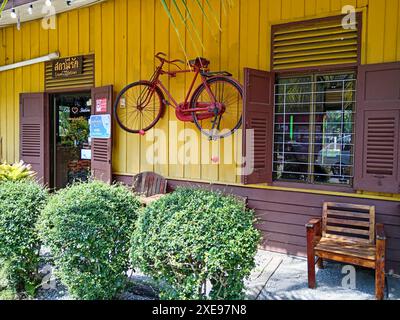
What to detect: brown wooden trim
<box><xmin>270</xmin><ymin>13</ymin><xmax>362</xmax><ymax>73</ymax></box>
<box><xmin>160</xmin><ymin>177</ymin><xmax>400</xmax><ymax>275</ymax></box>
<box><xmin>272</xmin><ymin>181</ymin><xmax>355</xmax><ymax>193</ymax></box>
<box><xmin>114</xmin><ymin>174</ymin><xmax>400</xmax><ymax>203</ymax></box>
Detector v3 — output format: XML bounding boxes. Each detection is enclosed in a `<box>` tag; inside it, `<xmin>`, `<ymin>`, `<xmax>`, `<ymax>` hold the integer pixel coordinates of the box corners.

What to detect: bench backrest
<box><xmin>322</xmin><ymin>202</ymin><xmax>375</xmax><ymax>244</ymax></box>
<box><xmin>132</xmin><ymin>172</ymin><xmax>167</xmax><ymax>197</ymax></box>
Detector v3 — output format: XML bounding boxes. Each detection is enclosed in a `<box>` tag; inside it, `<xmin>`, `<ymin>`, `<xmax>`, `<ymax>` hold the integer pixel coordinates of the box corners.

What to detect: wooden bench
<box><xmin>306</xmin><ymin>202</ymin><xmax>386</xmax><ymax>300</ymax></box>
<box><xmin>133</xmin><ymin>172</ymin><xmax>168</xmax><ymax>206</ymax></box>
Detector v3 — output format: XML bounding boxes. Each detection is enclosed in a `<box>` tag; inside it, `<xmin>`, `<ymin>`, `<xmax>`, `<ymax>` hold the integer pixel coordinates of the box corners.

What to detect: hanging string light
<box><xmin>0</xmin><ymin>0</ymin><xmax>78</xmax><ymax>26</ymax></box>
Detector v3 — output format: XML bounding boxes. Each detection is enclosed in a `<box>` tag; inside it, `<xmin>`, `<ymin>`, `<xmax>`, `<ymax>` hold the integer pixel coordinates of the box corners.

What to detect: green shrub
<box><xmin>37</xmin><ymin>181</ymin><xmax>141</xmax><ymax>300</ymax></box>
<box><xmin>132</xmin><ymin>188</ymin><xmax>261</xmax><ymax>300</ymax></box>
<box><xmin>0</xmin><ymin>180</ymin><xmax>48</xmax><ymax>296</ymax></box>
<box><xmin>0</xmin><ymin>259</ymin><xmax>17</xmax><ymax>300</ymax></box>
<box><xmin>0</xmin><ymin>161</ymin><xmax>36</xmax><ymax>182</ymax></box>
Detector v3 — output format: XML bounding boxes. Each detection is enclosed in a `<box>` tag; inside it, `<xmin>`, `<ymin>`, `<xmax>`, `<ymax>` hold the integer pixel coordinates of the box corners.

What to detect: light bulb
<box><xmin>45</xmin><ymin>0</ymin><xmax>52</xmax><ymax>7</ymax></box>
<box><xmin>11</xmin><ymin>9</ymin><xmax>17</xmax><ymax>19</ymax></box>
<box><xmin>28</xmin><ymin>5</ymin><xmax>33</xmax><ymax>15</ymax></box>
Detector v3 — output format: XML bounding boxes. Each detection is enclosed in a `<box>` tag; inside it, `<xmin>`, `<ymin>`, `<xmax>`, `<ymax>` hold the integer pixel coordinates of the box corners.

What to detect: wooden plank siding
<box><xmin>0</xmin><ymin>0</ymin><xmax>399</xmax><ymax>274</ymax></box>
<box><xmin>165</xmin><ymin>178</ymin><xmax>400</xmax><ymax>274</ymax></box>
<box><xmin>0</xmin><ymin>0</ymin><xmax>399</xmax><ymax>194</ymax></box>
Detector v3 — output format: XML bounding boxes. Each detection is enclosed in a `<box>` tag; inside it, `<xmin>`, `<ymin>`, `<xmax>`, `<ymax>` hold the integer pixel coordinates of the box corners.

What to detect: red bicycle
<box><xmin>114</xmin><ymin>52</ymin><xmax>243</xmax><ymax>140</ymax></box>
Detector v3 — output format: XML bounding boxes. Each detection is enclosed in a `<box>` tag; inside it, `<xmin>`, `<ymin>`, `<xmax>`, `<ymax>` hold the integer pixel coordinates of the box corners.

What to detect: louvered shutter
<box><xmin>354</xmin><ymin>62</ymin><xmax>400</xmax><ymax>194</ymax></box>
<box><xmin>272</xmin><ymin>14</ymin><xmax>360</xmax><ymax>71</ymax></box>
<box><xmin>242</xmin><ymin>68</ymin><xmax>274</xmax><ymax>185</ymax></box>
<box><xmin>19</xmin><ymin>93</ymin><xmax>49</xmax><ymax>185</ymax></box>
<box><xmin>91</xmin><ymin>86</ymin><xmax>113</xmax><ymax>184</ymax></box>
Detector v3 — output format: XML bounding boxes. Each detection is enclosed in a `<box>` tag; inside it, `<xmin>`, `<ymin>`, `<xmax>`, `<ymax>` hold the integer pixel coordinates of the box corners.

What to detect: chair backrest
<box><xmin>132</xmin><ymin>172</ymin><xmax>167</xmax><ymax>197</ymax></box>
<box><xmin>322</xmin><ymin>202</ymin><xmax>375</xmax><ymax>244</ymax></box>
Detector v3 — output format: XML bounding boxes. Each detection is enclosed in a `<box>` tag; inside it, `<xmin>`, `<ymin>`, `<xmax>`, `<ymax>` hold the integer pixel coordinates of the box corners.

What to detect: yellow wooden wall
<box><xmin>0</xmin><ymin>0</ymin><xmax>400</xmax><ymax>187</ymax></box>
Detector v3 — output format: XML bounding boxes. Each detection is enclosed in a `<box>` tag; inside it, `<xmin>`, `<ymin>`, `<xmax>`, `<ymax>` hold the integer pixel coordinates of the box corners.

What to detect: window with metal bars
<box><xmin>273</xmin><ymin>73</ymin><xmax>356</xmax><ymax>186</ymax></box>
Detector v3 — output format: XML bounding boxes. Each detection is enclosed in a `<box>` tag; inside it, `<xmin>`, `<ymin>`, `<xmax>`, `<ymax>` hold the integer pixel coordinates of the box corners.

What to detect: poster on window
<box><xmin>90</xmin><ymin>114</ymin><xmax>111</xmax><ymax>139</ymax></box>
<box><xmin>96</xmin><ymin>98</ymin><xmax>108</xmax><ymax>113</ymax></box>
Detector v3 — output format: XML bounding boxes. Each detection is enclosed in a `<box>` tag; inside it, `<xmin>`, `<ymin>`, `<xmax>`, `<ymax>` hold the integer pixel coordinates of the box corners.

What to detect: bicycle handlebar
<box><xmin>155</xmin><ymin>52</ymin><xmax>185</xmax><ymax>68</ymax></box>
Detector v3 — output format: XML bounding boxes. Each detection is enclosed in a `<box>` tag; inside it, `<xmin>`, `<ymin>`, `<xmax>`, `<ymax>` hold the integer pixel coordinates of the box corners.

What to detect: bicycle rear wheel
<box><xmin>114</xmin><ymin>81</ymin><xmax>165</xmax><ymax>133</ymax></box>
<box><xmin>190</xmin><ymin>77</ymin><xmax>243</xmax><ymax>140</ymax></box>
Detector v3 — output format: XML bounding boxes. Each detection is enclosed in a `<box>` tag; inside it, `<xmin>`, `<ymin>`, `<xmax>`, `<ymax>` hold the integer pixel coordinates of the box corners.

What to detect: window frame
<box><xmin>264</xmin><ymin>14</ymin><xmax>363</xmax><ymax>192</ymax></box>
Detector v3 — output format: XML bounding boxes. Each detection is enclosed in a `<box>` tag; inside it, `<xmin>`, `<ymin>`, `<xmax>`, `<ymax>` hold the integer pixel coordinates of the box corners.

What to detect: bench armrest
<box><xmin>376</xmin><ymin>223</ymin><xmax>386</xmax><ymax>241</ymax></box>
<box><xmin>306</xmin><ymin>218</ymin><xmax>322</xmax><ymax>237</ymax></box>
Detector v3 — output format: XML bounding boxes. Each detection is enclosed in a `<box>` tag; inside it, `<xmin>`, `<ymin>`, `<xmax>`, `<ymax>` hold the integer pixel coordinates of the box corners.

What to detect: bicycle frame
<box><xmin>149</xmin><ymin>59</ymin><xmax>221</xmax><ymax>122</ymax></box>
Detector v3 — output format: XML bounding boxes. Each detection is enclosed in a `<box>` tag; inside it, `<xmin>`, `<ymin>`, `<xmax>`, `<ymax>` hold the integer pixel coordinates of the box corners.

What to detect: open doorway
<box><xmin>50</xmin><ymin>91</ymin><xmax>92</xmax><ymax>190</ymax></box>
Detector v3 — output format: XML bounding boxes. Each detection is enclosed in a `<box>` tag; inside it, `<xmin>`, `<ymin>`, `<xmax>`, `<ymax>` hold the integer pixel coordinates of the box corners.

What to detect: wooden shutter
<box><xmin>20</xmin><ymin>93</ymin><xmax>49</xmax><ymax>185</ymax></box>
<box><xmin>91</xmin><ymin>85</ymin><xmax>113</xmax><ymax>184</ymax></box>
<box><xmin>354</xmin><ymin>62</ymin><xmax>400</xmax><ymax>194</ymax></box>
<box><xmin>272</xmin><ymin>14</ymin><xmax>360</xmax><ymax>71</ymax></box>
<box><xmin>242</xmin><ymin>68</ymin><xmax>274</xmax><ymax>185</ymax></box>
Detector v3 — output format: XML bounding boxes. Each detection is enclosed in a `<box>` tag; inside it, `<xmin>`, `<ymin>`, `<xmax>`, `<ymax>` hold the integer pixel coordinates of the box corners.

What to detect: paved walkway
<box><xmin>245</xmin><ymin>250</ymin><xmax>400</xmax><ymax>300</ymax></box>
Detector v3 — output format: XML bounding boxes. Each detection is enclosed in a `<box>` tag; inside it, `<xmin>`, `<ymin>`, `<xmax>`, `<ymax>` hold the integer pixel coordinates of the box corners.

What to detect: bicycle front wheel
<box><xmin>114</xmin><ymin>81</ymin><xmax>165</xmax><ymax>134</ymax></box>
<box><xmin>190</xmin><ymin>77</ymin><xmax>243</xmax><ymax>139</ymax></box>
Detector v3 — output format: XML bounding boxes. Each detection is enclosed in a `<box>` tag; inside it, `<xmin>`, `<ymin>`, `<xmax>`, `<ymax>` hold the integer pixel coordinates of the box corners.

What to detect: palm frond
<box><xmin>160</xmin><ymin>0</ymin><xmax>189</xmax><ymax>62</ymax></box>
<box><xmin>0</xmin><ymin>0</ymin><xmax>9</xmax><ymax>15</ymax></box>
<box><xmin>171</xmin><ymin>0</ymin><xmax>202</xmax><ymax>56</ymax></box>
<box><xmin>160</xmin><ymin>0</ymin><xmax>236</xmax><ymax>57</ymax></box>
<box><xmin>181</xmin><ymin>0</ymin><xmax>205</xmax><ymax>51</ymax></box>
<box><xmin>204</xmin><ymin>0</ymin><xmax>222</xmax><ymax>31</ymax></box>
<box><xmin>194</xmin><ymin>0</ymin><xmax>218</xmax><ymax>39</ymax></box>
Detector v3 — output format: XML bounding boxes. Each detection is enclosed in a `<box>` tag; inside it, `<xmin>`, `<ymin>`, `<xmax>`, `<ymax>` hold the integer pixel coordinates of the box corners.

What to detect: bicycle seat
<box><xmin>189</xmin><ymin>57</ymin><xmax>210</xmax><ymax>69</ymax></box>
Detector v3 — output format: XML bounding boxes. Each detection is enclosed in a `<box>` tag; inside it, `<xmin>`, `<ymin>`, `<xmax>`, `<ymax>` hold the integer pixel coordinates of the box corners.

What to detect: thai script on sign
<box><xmin>52</xmin><ymin>56</ymin><xmax>83</xmax><ymax>79</ymax></box>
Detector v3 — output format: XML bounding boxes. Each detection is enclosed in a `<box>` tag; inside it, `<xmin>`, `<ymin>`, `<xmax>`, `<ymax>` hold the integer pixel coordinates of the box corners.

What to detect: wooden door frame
<box><xmin>47</xmin><ymin>88</ymin><xmax>94</xmax><ymax>190</ymax></box>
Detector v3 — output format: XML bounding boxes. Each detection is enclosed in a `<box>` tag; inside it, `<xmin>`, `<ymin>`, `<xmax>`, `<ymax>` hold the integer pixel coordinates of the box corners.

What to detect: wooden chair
<box><xmin>306</xmin><ymin>202</ymin><xmax>386</xmax><ymax>300</ymax></box>
<box><xmin>132</xmin><ymin>172</ymin><xmax>167</xmax><ymax>197</ymax></box>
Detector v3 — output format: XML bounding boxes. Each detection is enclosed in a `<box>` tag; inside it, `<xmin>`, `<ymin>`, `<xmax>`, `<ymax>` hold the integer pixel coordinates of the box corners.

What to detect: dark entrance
<box><xmin>50</xmin><ymin>92</ymin><xmax>92</xmax><ymax>190</ymax></box>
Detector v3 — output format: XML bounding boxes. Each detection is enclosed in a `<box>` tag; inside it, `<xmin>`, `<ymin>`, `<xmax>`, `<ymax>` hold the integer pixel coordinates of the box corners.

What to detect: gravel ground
<box><xmin>256</xmin><ymin>251</ymin><xmax>400</xmax><ymax>300</ymax></box>
<box><xmin>33</xmin><ymin>249</ymin><xmax>158</xmax><ymax>301</ymax></box>
<box><xmin>31</xmin><ymin>249</ymin><xmax>400</xmax><ymax>300</ymax></box>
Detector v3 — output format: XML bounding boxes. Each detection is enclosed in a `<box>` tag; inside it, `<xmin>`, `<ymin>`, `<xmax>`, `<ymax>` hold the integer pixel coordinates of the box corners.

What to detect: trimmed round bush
<box><xmin>132</xmin><ymin>188</ymin><xmax>261</xmax><ymax>300</ymax></box>
<box><xmin>0</xmin><ymin>180</ymin><xmax>48</xmax><ymax>295</ymax></box>
<box><xmin>37</xmin><ymin>181</ymin><xmax>141</xmax><ymax>300</ymax></box>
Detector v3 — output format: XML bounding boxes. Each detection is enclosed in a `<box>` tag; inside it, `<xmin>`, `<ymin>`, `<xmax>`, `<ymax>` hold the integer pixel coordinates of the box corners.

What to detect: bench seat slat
<box><xmin>315</xmin><ymin>237</ymin><xmax>376</xmax><ymax>261</ymax></box>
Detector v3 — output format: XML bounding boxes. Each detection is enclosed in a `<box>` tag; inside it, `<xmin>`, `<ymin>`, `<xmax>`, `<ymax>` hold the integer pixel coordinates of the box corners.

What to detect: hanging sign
<box><xmin>96</xmin><ymin>98</ymin><xmax>108</xmax><ymax>113</ymax></box>
<box><xmin>52</xmin><ymin>56</ymin><xmax>83</xmax><ymax>79</ymax></box>
<box><xmin>90</xmin><ymin>115</ymin><xmax>111</xmax><ymax>139</ymax></box>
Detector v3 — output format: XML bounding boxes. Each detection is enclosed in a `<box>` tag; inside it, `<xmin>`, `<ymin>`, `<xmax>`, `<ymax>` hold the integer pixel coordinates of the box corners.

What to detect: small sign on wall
<box><xmin>52</xmin><ymin>56</ymin><xmax>83</xmax><ymax>79</ymax></box>
<box><xmin>81</xmin><ymin>149</ymin><xmax>92</xmax><ymax>160</ymax></box>
<box><xmin>90</xmin><ymin>115</ymin><xmax>111</xmax><ymax>139</ymax></box>
<box><xmin>96</xmin><ymin>98</ymin><xmax>108</xmax><ymax>113</ymax></box>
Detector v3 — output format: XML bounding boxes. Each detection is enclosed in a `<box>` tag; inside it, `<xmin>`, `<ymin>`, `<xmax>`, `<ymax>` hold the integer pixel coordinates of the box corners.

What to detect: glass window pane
<box><xmin>313</xmin><ymin>74</ymin><xmax>355</xmax><ymax>185</ymax></box>
<box><xmin>274</xmin><ymin>76</ymin><xmax>312</xmax><ymax>183</ymax></box>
